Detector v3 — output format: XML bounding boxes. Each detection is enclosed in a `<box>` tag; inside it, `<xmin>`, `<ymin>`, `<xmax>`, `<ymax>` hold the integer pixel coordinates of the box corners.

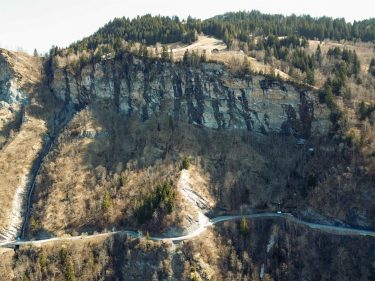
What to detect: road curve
<box><xmin>1</xmin><ymin>212</ymin><xmax>374</xmax><ymax>248</ymax></box>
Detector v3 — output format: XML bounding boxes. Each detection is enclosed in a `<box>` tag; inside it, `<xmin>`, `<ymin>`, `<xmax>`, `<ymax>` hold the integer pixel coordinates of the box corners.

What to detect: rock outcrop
<box><xmin>50</xmin><ymin>54</ymin><xmax>330</xmax><ymax>137</ymax></box>
<box><xmin>0</xmin><ymin>49</ymin><xmax>36</xmax><ymax>108</ymax></box>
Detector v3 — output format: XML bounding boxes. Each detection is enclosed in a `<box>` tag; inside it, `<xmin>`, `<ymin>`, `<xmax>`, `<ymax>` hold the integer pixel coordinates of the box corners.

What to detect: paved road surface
<box><xmin>1</xmin><ymin>212</ymin><xmax>374</xmax><ymax>248</ymax></box>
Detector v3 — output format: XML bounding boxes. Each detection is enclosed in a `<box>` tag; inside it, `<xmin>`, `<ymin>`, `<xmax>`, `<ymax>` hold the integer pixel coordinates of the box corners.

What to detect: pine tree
<box><xmin>161</xmin><ymin>45</ymin><xmax>170</xmax><ymax>61</ymax></box>
<box><xmin>113</xmin><ymin>38</ymin><xmax>122</xmax><ymax>53</ymax></box>
<box><xmin>351</xmin><ymin>51</ymin><xmax>360</xmax><ymax>76</ymax></box>
<box><xmin>359</xmin><ymin>101</ymin><xmax>367</xmax><ymax>120</ymax></box>
<box><xmin>369</xmin><ymin>58</ymin><xmax>375</xmax><ymax>77</ymax></box>
<box><xmin>324</xmin><ymin>83</ymin><xmax>337</xmax><ymax>110</ymax></box>
<box><xmin>315</xmin><ymin>45</ymin><xmax>322</xmax><ymax>66</ymax></box>
<box><xmin>183</xmin><ymin>49</ymin><xmax>190</xmax><ymax>65</ymax></box>
<box><xmin>223</xmin><ymin>28</ymin><xmax>230</xmax><ymax>47</ymax></box>
<box><xmin>305</xmin><ymin>68</ymin><xmax>315</xmax><ymax>85</ymax></box>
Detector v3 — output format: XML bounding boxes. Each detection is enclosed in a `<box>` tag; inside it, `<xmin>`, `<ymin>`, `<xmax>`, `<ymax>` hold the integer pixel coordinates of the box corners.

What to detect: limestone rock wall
<box><xmin>50</xmin><ymin>55</ymin><xmax>330</xmax><ymax>137</ymax></box>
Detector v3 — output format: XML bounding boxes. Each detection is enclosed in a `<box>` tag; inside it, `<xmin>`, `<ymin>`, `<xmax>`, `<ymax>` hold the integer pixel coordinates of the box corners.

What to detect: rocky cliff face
<box><xmin>50</xmin><ymin>54</ymin><xmax>330</xmax><ymax>137</ymax></box>
<box><xmin>0</xmin><ymin>49</ymin><xmax>27</xmax><ymax>109</ymax></box>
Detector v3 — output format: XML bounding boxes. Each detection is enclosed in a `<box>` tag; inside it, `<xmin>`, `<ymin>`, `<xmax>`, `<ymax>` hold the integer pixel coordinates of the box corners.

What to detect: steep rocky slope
<box><xmin>23</xmin><ymin>52</ymin><xmax>335</xmax><ymax>236</ymax></box>
<box><xmin>0</xmin><ymin>49</ymin><xmax>48</xmax><ymax>241</ymax></box>
<box><xmin>0</xmin><ymin>49</ymin><xmax>39</xmax><ymax>148</ymax></box>
<box><xmin>50</xmin><ymin>54</ymin><xmax>330</xmax><ymax>136</ymax></box>
<box><xmin>19</xmin><ymin>51</ymin><xmax>373</xmax><ymax>240</ymax></box>
<box><xmin>0</xmin><ymin>48</ymin><xmax>374</xmax><ymax>281</ymax></box>
<box><xmin>0</xmin><ymin>49</ymin><xmax>72</xmax><ymax>242</ymax></box>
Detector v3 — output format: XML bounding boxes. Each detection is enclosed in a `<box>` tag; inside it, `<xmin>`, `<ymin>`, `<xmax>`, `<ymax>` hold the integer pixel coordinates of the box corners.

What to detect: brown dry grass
<box><xmin>26</xmin><ymin>101</ymin><xmax>298</xmax><ymax>236</ymax></box>
<box><xmin>0</xmin><ymin>50</ymin><xmax>49</xmax><ymax>234</ymax></box>
<box><xmin>29</xmin><ymin>98</ymin><xmax>375</xmax><ymax>236</ymax></box>
<box><xmin>31</xmin><ymin>105</ymin><xmax>182</xmax><ymax>236</ymax></box>
<box><xmin>169</xmin><ymin>35</ymin><xmax>293</xmax><ymax>81</ymax></box>
<box><xmin>0</xmin><ymin>114</ymin><xmax>47</xmax><ymax>231</ymax></box>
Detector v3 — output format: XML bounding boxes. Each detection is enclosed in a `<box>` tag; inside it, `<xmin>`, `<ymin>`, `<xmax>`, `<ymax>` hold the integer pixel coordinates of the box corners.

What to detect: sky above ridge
<box><xmin>0</xmin><ymin>0</ymin><xmax>374</xmax><ymax>54</ymax></box>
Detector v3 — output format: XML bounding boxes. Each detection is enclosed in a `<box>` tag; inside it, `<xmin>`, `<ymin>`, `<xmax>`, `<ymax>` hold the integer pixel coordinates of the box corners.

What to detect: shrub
<box><xmin>191</xmin><ymin>275</ymin><xmax>200</xmax><ymax>281</ymax></box>
<box><xmin>39</xmin><ymin>253</ymin><xmax>47</xmax><ymax>268</ymax></box>
<box><xmin>240</xmin><ymin>217</ymin><xmax>249</xmax><ymax>235</ymax></box>
<box><xmin>119</xmin><ymin>173</ymin><xmax>127</xmax><ymax>187</ymax></box>
<box><xmin>30</xmin><ymin>216</ymin><xmax>38</xmax><ymax>232</ymax></box>
<box><xmin>324</xmin><ymin>85</ymin><xmax>337</xmax><ymax>110</ymax></box>
<box><xmin>59</xmin><ymin>248</ymin><xmax>75</xmax><ymax>281</ymax></box>
<box><xmin>102</xmin><ymin>191</ymin><xmax>112</xmax><ymax>212</ymax></box>
<box><xmin>358</xmin><ymin>101</ymin><xmax>375</xmax><ymax>121</ymax></box>
<box><xmin>181</xmin><ymin>157</ymin><xmax>190</xmax><ymax>170</ymax></box>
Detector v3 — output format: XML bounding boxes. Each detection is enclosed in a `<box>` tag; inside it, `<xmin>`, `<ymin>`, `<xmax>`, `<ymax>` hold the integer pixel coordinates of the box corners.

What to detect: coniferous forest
<box><xmin>68</xmin><ymin>11</ymin><xmax>375</xmax><ymax>53</ymax></box>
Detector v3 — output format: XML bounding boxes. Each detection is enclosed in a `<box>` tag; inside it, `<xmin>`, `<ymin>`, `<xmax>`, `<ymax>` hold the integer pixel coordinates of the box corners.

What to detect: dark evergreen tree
<box><xmin>315</xmin><ymin>45</ymin><xmax>322</xmax><ymax>66</ymax></box>
<box><xmin>161</xmin><ymin>45</ymin><xmax>170</xmax><ymax>61</ymax></box>
<box><xmin>305</xmin><ymin>68</ymin><xmax>315</xmax><ymax>85</ymax></box>
<box><xmin>369</xmin><ymin>58</ymin><xmax>375</xmax><ymax>77</ymax></box>
<box><xmin>183</xmin><ymin>49</ymin><xmax>190</xmax><ymax>65</ymax></box>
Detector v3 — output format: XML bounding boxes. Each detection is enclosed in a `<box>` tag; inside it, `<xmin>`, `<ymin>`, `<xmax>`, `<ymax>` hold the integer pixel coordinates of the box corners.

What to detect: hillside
<box><xmin>0</xmin><ymin>49</ymin><xmax>51</xmax><ymax>241</ymax></box>
<box><xmin>0</xmin><ymin>11</ymin><xmax>375</xmax><ymax>281</ymax></box>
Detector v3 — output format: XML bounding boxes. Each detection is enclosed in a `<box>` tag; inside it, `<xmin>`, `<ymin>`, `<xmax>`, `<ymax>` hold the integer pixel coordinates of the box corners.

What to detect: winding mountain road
<box><xmin>1</xmin><ymin>212</ymin><xmax>374</xmax><ymax>248</ymax></box>
<box><xmin>1</xmin><ymin>155</ymin><xmax>374</xmax><ymax>248</ymax></box>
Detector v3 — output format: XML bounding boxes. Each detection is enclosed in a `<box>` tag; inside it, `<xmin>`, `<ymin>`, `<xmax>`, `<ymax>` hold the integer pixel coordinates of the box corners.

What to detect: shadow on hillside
<box><xmin>84</xmin><ymin>102</ymin><xmax>309</xmax><ymax>211</ymax></box>
<box><xmin>83</xmin><ymin>101</ymin><xmax>375</xmax><ymax>231</ymax></box>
